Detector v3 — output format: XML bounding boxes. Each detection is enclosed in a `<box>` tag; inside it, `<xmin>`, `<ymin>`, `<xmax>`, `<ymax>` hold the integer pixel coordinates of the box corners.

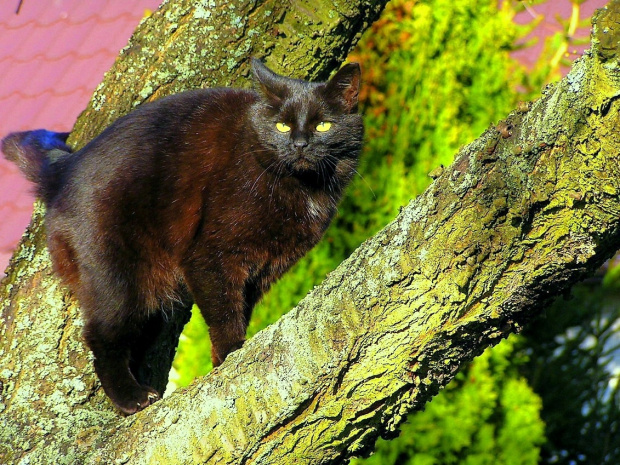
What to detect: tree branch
<box><xmin>1</xmin><ymin>1</ymin><xmax>620</xmax><ymax>464</ymax></box>
<box><xmin>0</xmin><ymin>0</ymin><xmax>388</xmax><ymax>463</ymax></box>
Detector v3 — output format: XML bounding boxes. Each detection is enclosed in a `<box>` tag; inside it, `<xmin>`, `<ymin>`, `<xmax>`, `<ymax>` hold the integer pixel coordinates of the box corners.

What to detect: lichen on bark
<box><xmin>1</xmin><ymin>1</ymin><xmax>620</xmax><ymax>464</ymax></box>
<box><xmin>0</xmin><ymin>0</ymin><xmax>389</xmax><ymax>463</ymax></box>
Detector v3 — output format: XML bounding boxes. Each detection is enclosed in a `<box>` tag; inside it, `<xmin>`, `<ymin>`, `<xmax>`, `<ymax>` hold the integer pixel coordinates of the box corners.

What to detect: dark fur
<box><xmin>1</xmin><ymin>59</ymin><xmax>363</xmax><ymax>414</ymax></box>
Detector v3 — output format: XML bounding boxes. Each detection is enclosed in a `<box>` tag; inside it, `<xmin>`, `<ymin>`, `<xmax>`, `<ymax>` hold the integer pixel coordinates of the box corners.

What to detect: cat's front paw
<box><xmin>111</xmin><ymin>385</ymin><xmax>160</xmax><ymax>415</ymax></box>
<box><xmin>211</xmin><ymin>340</ymin><xmax>245</xmax><ymax>367</ymax></box>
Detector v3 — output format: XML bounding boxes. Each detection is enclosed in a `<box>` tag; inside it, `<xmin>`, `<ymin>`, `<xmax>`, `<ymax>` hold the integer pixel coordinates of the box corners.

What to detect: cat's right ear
<box><xmin>324</xmin><ymin>63</ymin><xmax>361</xmax><ymax>113</ymax></box>
<box><xmin>251</xmin><ymin>58</ymin><xmax>288</xmax><ymax>104</ymax></box>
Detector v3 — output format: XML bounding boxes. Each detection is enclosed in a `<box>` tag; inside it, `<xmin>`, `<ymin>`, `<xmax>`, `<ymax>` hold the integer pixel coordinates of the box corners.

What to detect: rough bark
<box><xmin>0</xmin><ymin>0</ymin><xmax>388</xmax><ymax>463</ymax></box>
<box><xmin>1</xmin><ymin>0</ymin><xmax>620</xmax><ymax>464</ymax></box>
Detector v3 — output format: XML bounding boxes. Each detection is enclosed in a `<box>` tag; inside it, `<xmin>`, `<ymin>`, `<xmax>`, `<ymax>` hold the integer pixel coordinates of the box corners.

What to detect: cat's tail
<box><xmin>2</xmin><ymin>130</ymin><xmax>73</xmax><ymax>202</ymax></box>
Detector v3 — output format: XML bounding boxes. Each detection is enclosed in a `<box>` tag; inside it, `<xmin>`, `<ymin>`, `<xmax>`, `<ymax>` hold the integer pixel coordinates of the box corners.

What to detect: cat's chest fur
<box><xmin>186</xmin><ymin>143</ymin><xmax>336</xmax><ymax>277</ymax></box>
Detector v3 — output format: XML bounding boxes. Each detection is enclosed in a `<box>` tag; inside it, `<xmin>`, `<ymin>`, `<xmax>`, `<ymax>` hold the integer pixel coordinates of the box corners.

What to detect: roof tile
<box><xmin>0</xmin><ymin>0</ymin><xmax>161</xmax><ymax>275</ymax></box>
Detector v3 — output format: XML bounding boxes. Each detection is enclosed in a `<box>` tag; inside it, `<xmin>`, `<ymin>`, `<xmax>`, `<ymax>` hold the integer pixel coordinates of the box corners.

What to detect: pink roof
<box><xmin>0</xmin><ymin>0</ymin><xmax>161</xmax><ymax>275</ymax></box>
<box><xmin>513</xmin><ymin>0</ymin><xmax>606</xmax><ymax>70</ymax></box>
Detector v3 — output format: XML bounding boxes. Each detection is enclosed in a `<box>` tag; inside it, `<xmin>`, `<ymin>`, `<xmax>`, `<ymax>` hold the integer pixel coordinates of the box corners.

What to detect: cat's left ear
<box><xmin>324</xmin><ymin>63</ymin><xmax>361</xmax><ymax>113</ymax></box>
<box><xmin>251</xmin><ymin>58</ymin><xmax>289</xmax><ymax>104</ymax></box>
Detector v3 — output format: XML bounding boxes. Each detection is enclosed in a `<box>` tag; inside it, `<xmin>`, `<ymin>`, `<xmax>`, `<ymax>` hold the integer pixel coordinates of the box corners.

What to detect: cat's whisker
<box><xmin>248</xmin><ymin>157</ymin><xmax>279</xmax><ymax>195</ymax></box>
<box><xmin>352</xmin><ymin>167</ymin><xmax>376</xmax><ymax>199</ymax></box>
<box><xmin>324</xmin><ymin>155</ymin><xmax>375</xmax><ymax>199</ymax></box>
<box><xmin>320</xmin><ymin>157</ymin><xmax>340</xmax><ymax>196</ymax></box>
<box><xmin>244</xmin><ymin>146</ymin><xmax>285</xmax><ymax>195</ymax></box>
<box><xmin>268</xmin><ymin>159</ymin><xmax>286</xmax><ymax>210</ymax></box>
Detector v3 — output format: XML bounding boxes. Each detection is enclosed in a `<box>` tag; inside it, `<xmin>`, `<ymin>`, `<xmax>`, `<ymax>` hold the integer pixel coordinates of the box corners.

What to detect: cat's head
<box><xmin>249</xmin><ymin>59</ymin><xmax>363</xmax><ymax>184</ymax></box>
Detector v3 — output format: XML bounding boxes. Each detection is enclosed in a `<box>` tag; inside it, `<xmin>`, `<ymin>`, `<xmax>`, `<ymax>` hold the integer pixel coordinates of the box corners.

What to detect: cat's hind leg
<box><xmin>78</xmin><ymin>276</ymin><xmax>161</xmax><ymax>415</ymax></box>
<box><xmin>85</xmin><ymin>320</ymin><xmax>160</xmax><ymax>415</ymax></box>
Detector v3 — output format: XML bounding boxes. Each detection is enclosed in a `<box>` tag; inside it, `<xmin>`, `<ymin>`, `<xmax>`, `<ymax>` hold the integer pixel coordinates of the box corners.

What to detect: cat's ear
<box><xmin>324</xmin><ymin>63</ymin><xmax>361</xmax><ymax>113</ymax></box>
<box><xmin>251</xmin><ymin>58</ymin><xmax>288</xmax><ymax>104</ymax></box>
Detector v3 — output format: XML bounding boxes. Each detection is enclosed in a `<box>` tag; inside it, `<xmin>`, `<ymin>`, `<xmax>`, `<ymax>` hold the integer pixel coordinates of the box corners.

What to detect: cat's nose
<box><xmin>293</xmin><ymin>138</ymin><xmax>308</xmax><ymax>148</ymax></box>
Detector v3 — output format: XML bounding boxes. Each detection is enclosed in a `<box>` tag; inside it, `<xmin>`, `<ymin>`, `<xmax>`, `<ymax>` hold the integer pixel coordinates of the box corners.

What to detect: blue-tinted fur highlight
<box><xmin>26</xmin><ymin>129</ymin><xmax>70</xmax><ymax>151</ymax></box>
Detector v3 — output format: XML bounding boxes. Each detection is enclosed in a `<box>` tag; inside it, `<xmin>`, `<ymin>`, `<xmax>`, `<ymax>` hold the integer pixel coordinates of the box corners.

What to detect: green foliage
<box><xmin>353</xmin><ymin>336</ymin><xmax>544</xmax><ymax>465</ymax></box>
<box><xmin>352</xmin><ymin>0</ymin><xmax>523</xmax><ymax>205</ymax></box>
<box><xmin>519</xmin><ymin>269</ymin><xmax>620</xmax><ymax>464</ymax></box>
<box><xmin>170</xmin><ymin>305</ymin><xmax>212</xmax><ymax>387</ymax></box>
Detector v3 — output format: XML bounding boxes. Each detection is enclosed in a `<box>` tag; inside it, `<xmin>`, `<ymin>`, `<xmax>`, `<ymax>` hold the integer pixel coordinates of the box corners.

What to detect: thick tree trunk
<box><xmin>1</xmin><ymin>1</ymin><xmax>619</xmax><ymax>464</ymax></box>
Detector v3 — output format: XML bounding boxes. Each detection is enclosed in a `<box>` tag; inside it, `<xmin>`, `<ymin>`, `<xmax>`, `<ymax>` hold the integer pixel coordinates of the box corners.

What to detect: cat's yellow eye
<box><xmin>316</xmin><ymin>122</ymin><xmax>332</xmax><ymax>132</ymax></box>
<box><xmin>276</xmin><ymin>122</ymin><xmax>291</xmax><ymax>133</ymax></box>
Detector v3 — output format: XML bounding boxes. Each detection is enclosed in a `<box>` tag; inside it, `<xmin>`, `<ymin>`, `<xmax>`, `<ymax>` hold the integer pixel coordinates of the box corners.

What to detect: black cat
<box><xmin>2</xmin><ymin>59</ymin><xmax>363</xmax><ymax>414</ymax></box>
